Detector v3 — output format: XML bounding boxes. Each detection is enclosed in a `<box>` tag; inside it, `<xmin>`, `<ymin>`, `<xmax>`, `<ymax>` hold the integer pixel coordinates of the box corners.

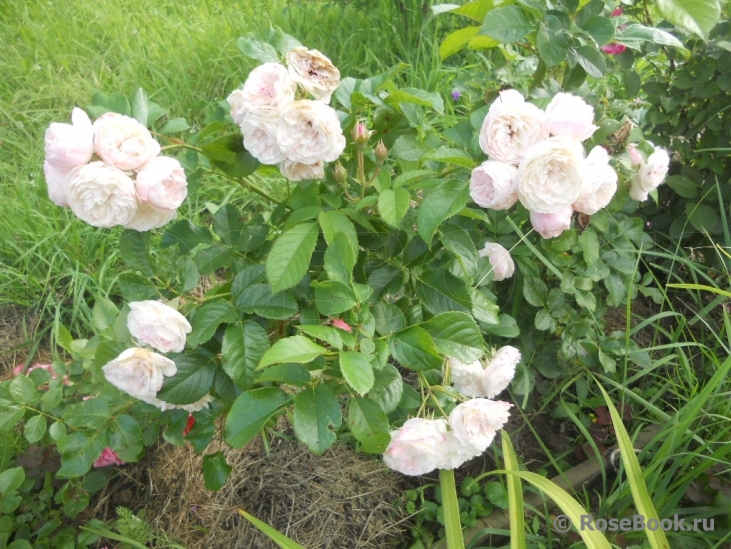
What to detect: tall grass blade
<box><xmin>502</xmin><ymin>433</ymin><xmax>526</xmax><ymax>549</ymax></box>
<box><xmin>237</xmin><ymin>509</ymin><xmax>306</xmax><ymax>549</ymax></box>
<box><xmin>440</xmin><ymin>468</ymin><xmax>466</xmax><ymax>549</ymax></box>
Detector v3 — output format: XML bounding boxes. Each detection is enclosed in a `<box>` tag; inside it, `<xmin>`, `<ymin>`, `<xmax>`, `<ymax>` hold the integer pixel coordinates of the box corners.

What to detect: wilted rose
<box><xmin>127</xmin><ymin>300</ymin><xmax>192</xmax><ymax>353</ymax></box>
<box><xmin>469</xmin><ymin>160</ymin><xmax>519</xmax><ymax>210</ymax></box>
<box><xmin>441</xmin><ymin>431</ymin><xmax>482</xmax><ymax>470</ymax></box>
<box><xmin>481</xmin><ymin>346</ymin><xmax>520</xmax><ymax>398</ymax></box>
<box><xmin>383</xmin><ymin>418</ymin><xmax>448</xmax><ymax>476</ymax></box>
<box><xmin>517</xmin><ymin>137</ymin><xmax>585</xmax><ymax>214</ymax></box>
<box><xmin>93</xmin><ymin>112</ymin><xmax>161</xmax><ymax>171</ymax></box>
<box><xmin>135</xmin><ymin>156</ymin><xmax>188</xmax><ymax>211</ymax></box>
<box><xmin>529</xmin><ymin>206</ymin><xmax>573</xmax><ymax>239</ymax></box>
<box><xmin>102</xmin><ymin>347</ymin><xmax>176</xmax><ymax>404</ymax></box>
<box><xmin>479</xmin><ymin>242</ymin><xmax>515</xmax><ymax>281</ymax></box>
<box><xmin>279</xmin><ymin>159</ymin><xmax>325</xmax><ymax>181</ymax></box>
<box><xmin>44</xmin><ymin>107</ymin><xmax>94</xmax><ymax>170</ymax></box>
<box><xmin>66</xmin><ymin>161</ymin><xmax>138</xmax><ymax>228</ymax></box>
<box><xmin>573</xmin><ymin>146</ymin><xmax>618</xmax><ymax>215</ymax></box>
<box><xmin>286</xmin><ymin>47</ymin><xmax>341</xmax><ymax>103</ymax></box>
<box><xmin>479</xmin><ymin>89</ymin><xmax>548</xmax><ymax>165</ymax></box>
<box><xmin>448</xmin><ymin>399</ymin><xmax>512</xmax><ymax>452</ymax></box>
<box><xmin>545</xmin><ymin>93</ymin><xmax>598</xmax><ymax>142</ymax></box>
<box><xmin>277</xmin><ymin>100</ymin><xmax>346</xmax><ymax>164</ymax></box>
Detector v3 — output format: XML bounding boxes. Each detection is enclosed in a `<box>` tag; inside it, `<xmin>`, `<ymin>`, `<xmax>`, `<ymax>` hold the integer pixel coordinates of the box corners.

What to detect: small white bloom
<box><xmin>277</xmin><ymin>100</ymin><xmax>346</xmax><ymax>164</ymax></box>
<box><xmin>241</xmin><ymin>116</ymin><xmax>286</xmax><ymax>165</ymax></box>
<box><xmin>66</xmin><ymin>161</ymin><xmax>138</xmax><ymax>227</ymax></box>
<box><xmin>44</xmin><ymin>107</ymin><xmax>94</xmax><ymax>171</ymax></box>
<box><xmin>448</xmin><ymin>357</ymin><xmax>487</xmax><ymax>398</ymax></box>
<box><xmin>93</xmin><ymin>112</ymin><xmax>161</xmax><ymax>171</ymax></box>
<box><xmin>441</xmin><ymin>431</ymin><xmax>482</xmax><ymax>470</ymax></box>
<box><xmin>629</xmin><ymin>147</ymin><xmax>669</xmax><ymax>202</ymax></box>
<box><xmin>103</xmin><ymin>348</ymin><xmax>176</xmax><ymax>404</ymax></box>
<box><xmin>479</xmin><ymin>242</ymin><xmax>515</xmax><ymax>281</ymax></box>
<box><xmin>449</xmin><ymin>399</ymin><xmax>512</xmax><ymax>452</ymax></box>
<box><xmin>545</xmin><ymin>93</ymin><xmax>599</xmax><ymax>142</ymax></box>
<box><xmin>43</xmin><ymin>161</ymin><xmax>71</xmax><ymax>207</ymax></box>
<box><xmin>482</xmin><ymin>346</ymin><xmax>520</xmax><ymax>398</ymax></box>
<box><xmin>287</xmin><ymin>47</ymin><xmax>341</xmax><ymax>103</ymax></box>
<box><xmin>127</xmin><ymin>300</ymin><xmax>192</xmax><ymax>353</ymax></box>
<box><xmin>383</xmin><ymin>418</ymin><xmax>448</xmax><ymax>476</ymax></box>
<box><xmin>469</xmin><ymin>160</ymin><xmax>519</xmax><ymax>210</ymax></box>
<box><xmin>573</xmin><ymin>146</ymin><xmax>618</xmax><ymax>215</ymax></box>
<box><xmin>135</xmin><ymin>156</ymin><xmax>188</xmax><ymax>211</ymax></box>
<box><xmin>238</xmin><ymin>63</ymin><xmax>296</xmax><ymax>123</ymax></box>
<box><xmin>529</xmin><ymin>206</ymin><xmax>573</xmax><ymax>239</ymax></box>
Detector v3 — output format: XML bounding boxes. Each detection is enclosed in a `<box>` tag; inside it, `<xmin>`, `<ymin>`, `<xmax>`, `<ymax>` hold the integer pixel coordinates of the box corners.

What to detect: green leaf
<box><xmin>617</xmin><ymin>24</ymin><xmax>685</xmax><ymax>48</ymax></box>
<box><xmin>266</xmin><ymin>222</ymin><xmax>319</xmax><ymax>294</ymax></box>
<box><xmin>421</xmin><ymin>312</ymin><xmax>485</xmax><ymax>363</ymax></box>
<box><xmin>118</xmin><ymin>272</ymin><xmax>157</xmax><ymax>301</ymax></box>
<box><xmin>9</xmin><ymin>373</ymin><xmax>37</xmax><ymax>404</ymax></box>
<box><xmin>225</xmin><ymin>388</ymin><xmax>291</xmax><ymax>448</ymax></box>
<box><xmin>654</xmin><ymin>0</ymin><xmax>720</xmax><ymax>39</ymax></box>
<box><xmin>161</xmin><ymin>220</ymin><xmax>214</xmax><ymax>255</ymax></box>
<box><xmin>237</xmin><ymin>34</ymin><xmax>280</xmax><ymax>63</ymax></box>
<box><xmin>253</xmin><ymin>363</ymin><xmax>311</xmax><ymax>386</ymax></box>
<box><xmin>415</xmin><ymin>270</ymin><xmax>472</xmax><ymax>314</ymax></box>
<box><xmin>40</xmin><ymin>387</ymin><xmax>63</xmax><ymax>412</ymax></box>
<box><xmin>201</xmin><ymin>134</ymin><xmax>260</xmax><ymax>178</ymax></box>
<box><xmin>0</xmin><ymin>404</ymin><xmax>23</xmax><ymax>433</ymax></box>
<box><xmin>390</xmin><ymin>327</ymin><xmax>443</xmax><ymax>371</ymax></box>
<box><xmin>188</xmin><ymin>300</ymin><xmax>239</xmax><ymax>347</ymax></box>
<box><xmin>417</xmin><ymin>179</ymin><xmax>470</xmax><ymax>244</ymax></box>
<box><xmin>24</xmin><ymin>415</ymin><xmax>46</xmax><ymax>444</ymax></box>
<box><xmin>258</xmin><ymin>336</ymin><xmax>327</xmax><ymax>369</ymax></box>
<box><xmin>453</xmin><ymin>0</ymin><xmax>495</xmax><ymax>21</ymax></box>
<box><xmin>0</xmin><ymin>467</ymin><xmax>24</xmax><ymax>493</ymax></box>
<box><xmin>90</xmin><ymin>92</ymin><xmax>131</xmax><ymax>116</ymax></box>
<box><xmin>348</xmin><ymin>397</ymin><xmax>391</xmax><ymax>454</ymax></box>
<box><xmin>235</xmin><ymin>284</ymin><xmax>298</xmax><ymax>320</ymax></box>
<box><xmin>579</xmin><ymin>228</ymin><xmax>600</xmax><ymax>267</ymax></box>
<box><xmin>62</xmin><ymin>398</ymin><xmax>111</xmax><ymax>429</ymax></box>
<box><xmin>373</xmin><ymin>302</ymin><xmax>407</xmax><ymax>336</ymax></box>
<box><xmin>440</xmin><ymin>26</ymin><xmax>480</xmax><ymax>59</ymax></box>
<box><xmin>92</xmin><ymin>298</ymin><xmax>119</xmax><ymax>333</ymax></box>
<box><xmin>318</xmin><ymin>210</ymin><xmax>358</xmax><ymax>253</ymax></box>
<box><xmin>370</xmin><ymin>364</ymin><xmax>403</xmax><ymax>413</ymax></box>
<box><xmin>378</xmin><ymin>188</ymin><xmax>411</xmax><ymax>228</ymax></box>
<box><xmin>212</xmin><ymin>204</ymin><xmax>245</xmax><ymax>247</ymax></box>
<box><xmin>367</xmin><ymin>265</ymin><xmax>403</xmax><ymax>301</ymax></box>
<box><xmin>573</xmin><ymin>46</ymin><xmax>606</xmax><ymax>77</ymax></box>
<box><xmin>392</xmin><ymin>133</ymin><xmax>426</xmax><ymax>161</ymax></box>
<box><xmin>686</xmin><ymin>203</ymin><xmax>718</xmax><ymax>232</ymax></box>
<box><xmin>480</xmin><ymin>6</ymin><xmax>533</xmax><ymax>43</ymax></box>
<box><xmin>666</xmin><ymin>175</ymin><xmax>698</xmax><ymax>198</ymax></box>
<box><xmin>502</xmin><ymin>433</ymin><xmax>526</xmax><ymax>548</ymax></box>
<box><xmin>421</xmin><ymin>148</ymin><xmax>475</xmax><ymax>169</ymax></box>
<box><xmin>312</xmin><ymin>280</ymin><xmax>358</xmax><ymax>315</ymax></box>
<box><xmin>293</xmin><ymin>385</ymin><xmax>341</xmax><ymax>454</ymax></box>
<box><xmin>440</xmin><ymin>469</ymin><xmax>466</xmax><ymax>549</ymax></box>
<box><xmin>222</xmin><ymin>322</ymin><xmax>270</xmax><ymax>390</ymax></box>
<box><xmin>324</xmin><ymin>232</ymin><xmax>356</xmax><ymax>285</ymax></box>
<box><xmin>523</xmin><ymin>277</ymin><xmax>548</xmax><ymax>306</ymax></box>
<box><xmin>132</xmin><ymin>88</ymin><xmax>149</xmax><ymax>126</ymax></box>
<box><xmin>57</xmin><ymin>431</ymin><xmax>106</xmax><ymax>478</ymax></box>
<box><xmin>296</xmin><ymin>324</ymin><xmax>353</xmax><ymax>350</ymax></box>
<box><xmin>339</xmin><ymin>351</ymin><xmax>375</xmax><ymax>395</ymax></box>
<box><xmin>386</xmin><ymin>88</ymin><xmax>444</xmax><ymax>114</ymax></box>
<box><xmin>580</xmin><ymin>16</ymin><xmax>615</xmax><ymax>46</ymax></box>
<box><xmin>160</xmin><ymin>117</ymin><xmax>190</xmax><ymax>134</ymax></box>
<box><xmin>238</xmin><ymin>509</ymin><xmax>306</xmax><ymax>549</ymax></box>
<box><xmin>158</xmin><ymin>353</ymin><xmax>216</xmax><ymax>404</ymax></box>
<box><xmin>109</xmin><ymin>414</ymin><xmax>143</xmax><ymax>462</ymax></box>
<box><xmin>203</xmin><ymin>452</ymin><xmax>232</xmax><ymax>492</ymax></box>
<box><xmin>537</xmin><ymin>15</ymin><xmax>571</xmax><ymax>67</ymax></box>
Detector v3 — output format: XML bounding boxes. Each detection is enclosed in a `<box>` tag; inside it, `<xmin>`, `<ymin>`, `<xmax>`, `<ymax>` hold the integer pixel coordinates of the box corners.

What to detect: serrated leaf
<box><xmin>158</xmin><ymin>353</ymin><xmax>216</xmax><ymax>404</ymax></box>
<box><xmin>654</xmin><ymin>0</ymin><xmax>720</xmax><ymax>39</ymax></box>
<box><xmin>225</xmin><ymin>388</ymin><xmax>291</xmax><ymax>448</ymax></box>
<box><xmin>90</xmin><ymin>92</ymin><xmax>131</xmax><ymax>116</ymax></box>
<box><xmin>415</xmin><ymin>270</ymin><xmax>472</xmax><ymax>314</ymax></box>
<box><xmin>57</xmin><ymin>431</ymin><xmax>106</xmax><ymax>478</ymax></box>
<box><xmin>132</xmin><ymin>88</ymin><xmax>150</xmax><ymax>126</ymax></box>
<box><xmin>222</xmin><ymin>322</ymin><xmax>270</xmax><ymax>390</ymax></box>
<box><xmin>339</xmin><ymin>352</ymin><xmax>375</xmax><ymax>395</ymax></box>
<box><xmin>91</xmin><ymin>298</ymin><xmax>119</xmax><ymax>333</ymax></box>
<box><xmin>574</xmin><ymin>45</ymin><xmax>606</xmax><ymax>77</ymax></box>
<box><xmin>617</xmin><ymin>24</ymin><xmax>686</xmax><ymax>49</ymax></box>
<box><xmin>312</xmin><ymin>280</ymin><xmax>358</xmax><ymax>315</ymax></box>
<box><xmin>417</xmin><ymin>179</ymin><xmax>470</xmax><ymax>244</ymax></box>
<box><xmin>160</xmin><ymin>117</ymin><xmax>190</xmax><ymax>134</ymax></box>
<box><xmin>580</xmin><ymin>16</ymin><xmax>615</xmax><ymax>46</ymax></box>
<box><xmin>378</xmin><ymin>188</ymin><xmax>411</xmax><ymax>228</ymax></box>
<box><xmin>370</xmin><ymin>364</ymin><xmax>403</xmax><ymax>413</ymax></box>
<box><xmin>161</xmin><ymin>220</ymin><xmax>214</xmax><ymax>255</ymax></box>
<box><xmin>390</xmin><ymin>327</ymin><xmax>443</xmax><ymax>371</ymax></box>
<box><xmin>258</xmin><ymin>336</ymin><xmax>327</xmax><ymax>369</ymax></box>
<box><xmin>386</xmin><ymin>88</ymin><xmax>444</xmax><ymax>114</ymax></box>
<box><xmin>0</xmin><ymin>467</ymin><xmax>25</xmax><ymax>493</ymax></box>
<box><xmin>266</xmin><ymin>222</ymin><xmax>319</xmax><ymax>293</ymax></box>
<box><xmin>203</xmin><ymin>452</ymin><xmax>232</xmax><ymax>492</ymax></box>
<box><xmin>373</xmin><ymin>302</ymin><xmax>407</xmax><ymax>336</ymax></box>
<box><xmin>348</xmin><ymin>397</ymin><xmax>391</xmax><ymax>453</ymax></box>
<box><xmin>62</xmin><ymin>398</ymin><xmax>111</xmax><ymax>429</ymax></box>
<box><xmin>188</xmin><ymin>300</ymin><xmax>239</xmax><ymax>347</ymax></box>
<box><xmin>253</xmin><ymin>363</ymin><xmax>311</xmax><ymax>386</ymax></box>
<box><xmin>293</xmin><ymin>385</ymin><xmax>341</xmax><ymax>454</ymax></box>
<box><xmin>421</xmin><ymin>312</ymin><xmax>485</xmax><ymax>363</ymax></box>
<box><xmin>296</xmin><ymin>324</ymin><xmax>352</xmax><ymax>350</ymax></box>
<box><xmin>235</xmin><ymin>284</ymin><xmax>298</xmax><ymax>320</ymax></box>
<box><xmin>24</xmin><ymin>415</ymin><xmax>46</xmax><ymax>444</ymax></box>
<box><xmin>421</xmin><ymin>148</ymin><xmax>475</xmax><ymax>168</ymax></box>
<box><xmin>480</xmin><ymin>5</ymin><xmax>533</xmax><ymax>43</ymax></box>
<box><xmin>318</xmin><ymin>210</ymin><xmax>358</xmax><ymax>253</ymax></box>
<box><xmin>537</xmin><ymin>16</ymin><xmax>571</xmax><ymax>67</ymax></box>
<box><xmin>201</xmin><ymin>134</ymin><xmax>260</xmax><ymax>178</ymax></box>
<box><xmin>237</xmin><ymin>34</ymin><xmax>280</xmax><ymax>63</ymax></box>
<box><xmin>109</xmin><ymin>414</ymin><xmax>143</xmax><ymax>462</ymax></box>
<box><xmin>324</xmin><ymin>232</ymin><xmax>356</xmax><ymax>285</ymax></box>
<box><xmin>212</xmin><ymin>204</ymin><xmax>246</xmax><ymax>247</ymax></box>
<box><xmin>440</xmin><ymin>26</ymin><xmax>480</xmax><ymax>59</ymax></box>
<box><xmin>579</xmin><ymin>228</ymin><xmax>600</xmax><ymax>267</ymax></box>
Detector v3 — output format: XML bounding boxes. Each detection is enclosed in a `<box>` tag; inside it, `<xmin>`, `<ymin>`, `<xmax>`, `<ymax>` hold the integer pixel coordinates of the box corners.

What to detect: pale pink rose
<box><xmin>545</xmin><ymin>93</ymin><xmax>598</xmax><ymax>142</ymax></box>
<box><xmin>383</xmin><ymin>418</ymin><xmax>448</xmax><ymax>476</ymax></box>
<box><xmin>332</xmin><ymin>318</ymin><xmax>352</xmax><ymax>332</ymax></box>
<box><xmin>93</xmin><ymin>448</ymin><xmax>125</xmax><ymax>468</ymax></box>
<box><xmin>44</xmin><ymin>108</ymin><xmax>94</xmax><ymax>170</ymax></box>
<box><xmin>629</xmin><ymin>147</ymin><xmax>669</xmax><ymax>202</ymax></box>
<box><xmin>227</xmin><ymin>89</ymin><xmax>247</xmax><ymax>126</ymax></box>
<box><xmin>627</xmin><ymin>144</ymin><xmax>643</xmax><ymax>166</ymax></box>
<box><xmin>517</xmin><ymin>137</ymin><xmax>585</xmax><ymax>214</ymax></box>
<box><xmin>441</xmin><ymin>431</ymin><xmax>482</xmax><ymax>469</ymax></box>
<box><xmin>448</xmin><ymin>357</ymin><xmax>488</xmax><ymax>398</ymax></box>
<box><xmin>482</xmin><ymin>346</ymin><xmax>520</xmax><ymax>398</ymax></box>
<box><xmin>135</xmin><ymin>156</ymin><xmax>188</xmax><ymax>211</ymax></box>
<box><xmin>479</xmin><ymin>89</ymin><xmax>549</xmax><ymax>165</ymax></box>
<box><xmin>43</xmin><ymin>161</ymin><xmax>71</xmax><ymax>207</ymax></box>
<box><xmin>601</xmin><ymin>43</ymin><xmax>627</xmax><ymax>55</ymax></box>
<box><xmin>448</xmin><ymin>399</ymin><xmax>512</xmax><ymax>452</ymax></box>
<box><xmin>123</xmin><ymin>201</ymin><xmax>177</xmax><ymax>232</ymax></box>
<box><xmin>127</xmin><ymin>300</ymin><xmax>192</xmax><ymax>353</ymax></box>
<box><xmin>530</xmin><ymin>206</ymin><xmax>573</xmax><ymax>239</ymax></box>
<box><xmin>469</xmin><ymin>160</ymin><xmax>519</xmax><ymax>210</ymax></box>
<box><xmin>66</xmin><ymin>161</ymin><xmax>138</xmax><ymax>228</ymax></box>
<box><xmin>279</xmin><ymin>159</ymin><xmax>325</xmax><ymax>181</ymax></box>
<box><xmin>572</xmin><ymin>146</ymin><xmax>618</xmax><ymax>215</ymax></box>
<box><xmin>277</xmin><ymin>100</ymin><xmax>346</xmax><ymax>164</ymax></box>
<box><xmin>287</xmin><ymin>48</ymin><xmax>340</xmax><ymax>104</ymax></box>
<box><xmin>239</xmin><ymin>63</ymin><xmax>296</xmax><ymax>122</ymax></box>
<box><xmin>93</xmin><ymin>112</ymin><xmax>161</xmax><ymax>171</ymax></box>
<box><xmin>102</xmin><ymin>347</ymin><xmax>176</xmax><ymax>404</ymax></box>
<box><xmin>479</xmin><ymin>242</ymin><xmax>515</xmax><ymax>281</ymax></box>
<box><xmin>240</xmin><ymin>116</ymin><xmax>286</xmax><ymax>165</ymax></box>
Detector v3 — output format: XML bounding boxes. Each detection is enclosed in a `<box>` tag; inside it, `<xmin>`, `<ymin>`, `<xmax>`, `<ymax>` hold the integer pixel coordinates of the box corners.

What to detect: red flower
<box><xmin>601</xmin><ymin>43</ymin><xmax>627</xmax><ymax>55</ymax></box>
<box><xmin>182</xmin><ymin>413</ymin><xmax>196</xmax><ymax>437</ymax></box>
<box><xmin>612</xmin><ymin>7</ymin><xmax>623</xmax><ymax>16</ymax></box>
<box><xmin>93</xmin><ymin>448</ymin><xmax>125</xmax><ymax>468</ymax></box>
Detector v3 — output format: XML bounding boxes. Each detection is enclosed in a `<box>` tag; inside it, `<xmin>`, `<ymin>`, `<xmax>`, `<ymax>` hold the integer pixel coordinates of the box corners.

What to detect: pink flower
<box><xmin>627</xmin><ymin>144</ymin><xmax>643</xmax><ymax>166</ymax></box>
<box><xmin>545</xmin><ymin>93</ymin><xmax>598</xmax><ymax>142</ymax></box>
<box><xmin>612</xmin><ymin>7</ymin><xmax>623</xmax><ymax>16</ymax></box>
<box><xmin>182</xmin><ymin>414</ymin><xmax>196</xmax><ymax>437</ymax></box>
<box><xmin>601</xmin><ymin>43</ymin><xmax>627</xmax><ymax>55</ymax></box>
<box><xmin>383</xmin><ymin>418</ymin><xmax>448</xmax><ymax>476</ymax></box>
<box><xmin>332</xmin><ymin>318</ymin><xmax>352</xmax><ymax>332</ymax></box>
<box><xmin>93</xmin><ymin>448</ymin><xmax>125</xmax><ymax>468</ymax></box>
<box><xmin>13</xmin><ymin>363</ymin><xmax>69</xmax><ymax>385</ymax></box>
<box><xmin>530</xmin><ymin>206</ymin><xmax>573</xmax><ymax>239</ymax></box>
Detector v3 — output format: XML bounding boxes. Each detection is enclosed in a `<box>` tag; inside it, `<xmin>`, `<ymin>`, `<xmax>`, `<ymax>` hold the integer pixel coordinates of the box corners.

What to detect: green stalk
<box><xmin>439</xmin><ymin>468</ymin><xmax>466</xmax><ymax>549</ymax></box>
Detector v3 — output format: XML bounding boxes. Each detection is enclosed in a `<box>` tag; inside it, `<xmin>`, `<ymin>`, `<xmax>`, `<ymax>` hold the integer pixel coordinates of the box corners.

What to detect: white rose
<box><xmin>448</xmin><ymin>399</ymin><xmax>512</xmax><ymax>452</ymax></box>
<box><xmin>102</xmin><ymin>347</ymin><xmax>176</xmax><ymax>404</ymax></box>
<box><xmin>479</xmin><ymin>242</ymin><xmax>515</xmax><ymax>281</ymax></box>
<box><xmin>93</xmin><ymin>112</ymin><xmax>161</xmax><ymax>171</ymax></box>
<box><xmin>239</xmin><ymin>63</ymin><xmax>296</xmax><ymax>122</ymax></box>
<box><xmin>43</xmin><ymin>161</ymin><xmax>71</xmax><ymax>207</ymax></box>
<box><xmin>127</xmin><ymin>300</ymin><xmax>192</xmax><ymax>353</ymax></box>
<box><xmin>448</xmin><ymin>357</ymin><xmax>487</xmax><ymax>398</ymax></box>
<box><xmin>634</xmin><ymin>147</ymin><xmax>670</xmax><ymax>193</ymax></box>
<box><xmin>383</xmin><ymin>418</ymin><xmax>448</xmax><ymax>476</ymax></box>
<box><xmin>479</xmin><ymin>89</ymin><xmax>549</xmax><ymax>166</ymax></box>
<box><xmin>529</xmin><ymin>206</ymin><xmax>573</xmax><ymax>239</ymax></box>
<box><xmin>279</xmin><ymin>159</ymin><xmax>325</xmax><ymax>181</ymax></box>
<box><xmin>287</xmin><ymin>47</ymin><xmax>341</xmax><ymax>104</ymax></box>
<box><xmin>66</xmin><ymin>161</ymin><xmax>138</xmax><ymax>227</ymax></box>
<box><xmin>469</xmin><ymin>160</ymin><xmax>519</xmax><ymax>210</ymax></box>
<box><xmin>517</xmin><ymin>137</ymin><xmax>585</xmax><ymax>214</ymax></box>
<box><xmin>135</xmin><ymin>156</ymin><xmax>188</xmax><ymax>211</ymax></box>
<box><xmin>545</xmin><ymin>93</ymin><xmax>599</xmax><ymax>142</ymax></box>
<box><xmin>572</xmin><ymin>146</ymin><xmax>618</xmax><ymax>215</ymax></box>
<box><xmin>441</xmin><ymin>432</ymin><xmax>482</xmax><ymax>470</ymax></box>
<box><xmin>482</xmin><ymin>346</ymin><xmax>520</xmax><ymax>398</ymax></box>
<box><xmin>277</xmin><ymin>100</ymin><xmax>346</xmax><ymax>164</ymax></box>
<box><xmin>227</xmin><ymin>89</ymin><xmax>247</xmax><ymax>126</ymax></box>
<box><xmin>124</xmin><ymin>201</ymin><xmax>177</xmax><ymax>232</ymax></box>
<box><xmin>241</xmin><ymin>116</ymin><xmax>286</xmax><ymax>165</ymax></box>
<box><xmin>44</xmin><ymin>107</ymin><xmax>94</xmax><ymax>170</ymax></box>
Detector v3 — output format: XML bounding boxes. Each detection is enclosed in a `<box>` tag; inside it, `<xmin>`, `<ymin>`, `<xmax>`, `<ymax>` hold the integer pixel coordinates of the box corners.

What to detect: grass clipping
<box><xmin>111</xmin><ymin>432</ymin><xmax>409</xmax><ymax>549</ymax></box>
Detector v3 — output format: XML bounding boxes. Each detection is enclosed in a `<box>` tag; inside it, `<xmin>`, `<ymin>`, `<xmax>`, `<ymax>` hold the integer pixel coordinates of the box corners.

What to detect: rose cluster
<box><xmin>470</xmin><ymin>90</ymin><xmax>666</xmax><ymax>239</ymax></box>
<box><xmin>102</xmin><ymin>301</ymin><xmax>212</xmax><ymax>412</ymax></box>
<box><xmin>44</xmin><ymin>109</ymin><xmax>187</xmax><ymax>231</ymax></box>
<box><xmin>383</xmin><ymin>346</ymin><xmax>520</xmax><ymax>476</ymax></box>
<box><xmin>227</xmin><ymin>46</ymin><xmax>346</xmax><ymax>181</ymax></box>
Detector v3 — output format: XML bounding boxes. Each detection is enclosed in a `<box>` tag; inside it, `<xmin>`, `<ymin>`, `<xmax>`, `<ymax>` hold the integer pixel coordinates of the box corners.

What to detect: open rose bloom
<box><xmin>43</xmin><ymin>109</ymin><xmax>187</xmax><ymax>231</ymax></box>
